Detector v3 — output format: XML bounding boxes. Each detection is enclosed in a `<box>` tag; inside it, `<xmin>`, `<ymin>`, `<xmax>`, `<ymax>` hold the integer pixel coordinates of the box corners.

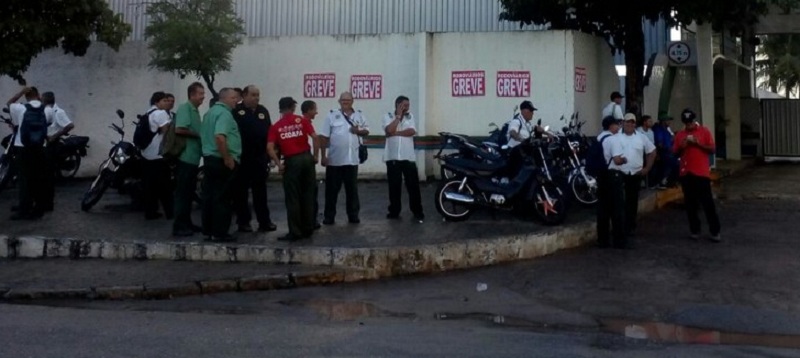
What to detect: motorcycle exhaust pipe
<box><xmin>444</xmin><ymin>191</ymin><xmax>475</xmax><ymax>204</ymax></box>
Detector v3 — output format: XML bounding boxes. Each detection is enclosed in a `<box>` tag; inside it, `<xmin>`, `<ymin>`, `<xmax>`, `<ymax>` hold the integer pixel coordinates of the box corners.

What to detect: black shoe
<box><xmin>42</xmin><ymin>205</ymin><xmax>54</xmax><ymax>213</ymax></box>
<box><xmin>314</xmin><ymin>222</ymin><xmax>322</xmax><ymax>230</ymax></box>
<box><xmin>348</xmin><ymin>217</ymin><xmax>361</xmax><ymax>224</ymax></box>
<box><xmin>172</xmin><ymin>229</ymin><xmax>194</xmax><ymax>237</ymax></box>
<box><xmin>10</xmin><ymin>205</ymin><xmax>19</xmax><ymax>213</ymax></box>
<box><xmin>211</xmin><ymin>235</ymin><xmax>237</xmax><ymax>242</ymax></box>
<box><xmin>386</xmin><ymin>213</ymin><xmax>400</xmax><ymax>220</ymax></box>
<box><xmin>191</xmin><ymin>224</ymin><xmax>204</xmax><ymax>233</ymax></box>
<box><xmin>10</xmin><ymin>212</ymin><xmax>43</xmax><ymax>221</ymax></box>
<box><xmin>238</xmin><ymin>225</ymin><xmax>254</xmax><ymax>233</ymax></box>
<box><xmin>322</xmin><ymin>218</ymin><xmax>335</xmax><ymax>226</ymax></box>
<box><xmin>165</xmin><ymin>212</ymin><xmax>174</xmax><ymax>220</ymax></box>
<box><xmin>597</xmin><ymin>242</ymin><xmax>611</xmax><ymax>249</ymax></box>
<box><xmin>145</xmin><ymin>213</ymin><xmax>163</xmax><ymax>220</ymax></box>
<box><xmin>414</xmin><ymin>214</ymin><xmax>425</xmax><ymax>222</ymax></box>
<box><xmin>258</xmin><ymin>222</ymin><xmax>278</xmax><ymax>232</ymax></box>
<box><xmin>277</xmin><ymin>234</ymin><xmax>302</xmax><ymax>242</ymax></box>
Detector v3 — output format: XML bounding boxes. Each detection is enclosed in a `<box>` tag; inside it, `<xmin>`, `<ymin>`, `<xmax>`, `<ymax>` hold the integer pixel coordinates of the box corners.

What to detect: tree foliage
<box><xmin>145</xmin><ymin>0</ymin><xmax>245</xmax><ymax>100</ymax></box>
<box><xmin>0</xmin><ymin>0</ymin><xmax>131</xmax><ymax>83</ymax></box>
<box><xmin>756</xmin><ymin>34</ymin><xmax>800</xmax><ymax>97</ymax></box>
<box><xmin>499</xmin><ymin>0</ymin><xmax>800</xmax><ymax>115</ymax></box>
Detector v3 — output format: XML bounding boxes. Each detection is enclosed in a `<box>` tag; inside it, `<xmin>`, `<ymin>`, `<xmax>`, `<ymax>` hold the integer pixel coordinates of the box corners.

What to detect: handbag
<box><xmin>341</xmin><ymin>112</ymin><xmax>368</xmax><ymax>164</ymax></box>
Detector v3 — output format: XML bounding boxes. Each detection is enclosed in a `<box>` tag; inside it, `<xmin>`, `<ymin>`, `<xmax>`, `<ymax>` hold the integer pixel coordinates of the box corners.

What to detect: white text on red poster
<box><xmin>451</xmin><ymin>71</ymin><xmax>486</xmax><ymax>97</ymax></box>
<box><xmin>350</xmin><ymin>75</ymin><xmax>382</xmax><ymax>100</ymax></box>
<box><xmin>574</xmin><ymin>68</ymin><xmax>587</xmax><ymax>93</ymax></box>
<box><xmin>496</xmin><ymin>71</ymin><xmax>531</xmax><ymax>97</ymax></box>
<box><xmin>304</xmin><ymin>73</ymin><xmax>336</xmax><ymax>98</ymax></box>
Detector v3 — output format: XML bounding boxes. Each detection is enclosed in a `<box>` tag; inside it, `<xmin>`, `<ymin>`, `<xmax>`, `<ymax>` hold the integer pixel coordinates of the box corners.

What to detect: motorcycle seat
<box><xmin>444</xmin><ymin>157</ymin><xmax>506</xmax><ymax>173</ymax></box>
<box><xmin>63</xmin><ymin>136</ymin><xmax>90</xmax><ymax>147</ymax></box>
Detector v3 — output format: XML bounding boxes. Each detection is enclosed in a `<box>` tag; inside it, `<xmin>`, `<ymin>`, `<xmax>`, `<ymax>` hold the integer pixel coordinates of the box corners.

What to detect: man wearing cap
<box><xmin>602</xmin><ymin>92</ymin><xmax>625</xmax><ymax>121</ymax></box>
<box><xmin>614</xmin><ymin>113</ymin><xmax>656</xmax><ymax>237</ymax></box>
<box><xmin>596</xmin><ymin>116</ymin><xmax>627</xmax><ymax>249</ymax></box>
<box><xmin>673</xmin><ymin>109</ymin><xmax>721</xmax><ymax>242</ymax></box>
<box><xmin>653</xmin><ymin>113</ymin><xmax>678</xmax><ymax>188</ymax></box>
<box><xmin>267</xmin><ymin>97</ymin><xmax>320</xmax><ymax>241</ymax></box>
<box><xmin>507</xmin><ymin>100</ymin><xmax>539</xmax><ymax>148</ymax></box>
<box><xmin>200</xmin><ymin>87</ymin><xmax>242</xmax><ymax>242</ymax></box>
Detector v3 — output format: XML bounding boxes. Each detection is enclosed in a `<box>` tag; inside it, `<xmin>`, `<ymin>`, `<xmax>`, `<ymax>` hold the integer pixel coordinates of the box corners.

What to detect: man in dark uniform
<box><xmin>232</xmin><ymin>85</ymin><xmax>277</xmax><ymax>233</ymax></box>
<box><xmin>267</xmin><ymin>97</ymin><xmax>320</xmax><ymax>242</ymax></box>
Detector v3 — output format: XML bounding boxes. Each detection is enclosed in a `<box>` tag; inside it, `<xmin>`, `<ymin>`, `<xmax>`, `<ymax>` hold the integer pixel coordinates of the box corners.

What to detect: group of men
<box><xmin>140</xmin><ymin>83</ymin><xmax>423</xmax><ymax>242</ymax></box>
<box><xmin>5</xmin><ymin>87</ymin><xmax>75</xmax><ymax>220</ymax></box>
<box><xmin>596</xmin><ymin>92</ymin><xmax>722</xmax><ymax>249</ymax></box>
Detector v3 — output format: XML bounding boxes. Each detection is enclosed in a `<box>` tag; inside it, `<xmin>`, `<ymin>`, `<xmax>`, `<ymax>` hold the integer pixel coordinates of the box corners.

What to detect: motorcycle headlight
<box><xmin>113</xmin><ymin>147</ymin><xmax>129</xmax><ymax>165</ymax></box>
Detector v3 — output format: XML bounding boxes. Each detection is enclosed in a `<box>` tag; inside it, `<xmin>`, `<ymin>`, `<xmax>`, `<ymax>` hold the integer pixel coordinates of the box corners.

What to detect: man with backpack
<box><xmin>506</xmin><ymin>100</ymin><xmax>538</xmax><ymax>148</ymax></box>
<box><xmin>593</xmin><ymin>116</ymin><xmax>628</xmax><ymax>249</ymax></box>
<box><xmin>136</xmin><ymin>91</ymin><xmax>173</xmax><ymax>220</ymax></box>
<box><xmin>6</xmin><ymin>86</ymin><xmax>54</xmax><ymax>220</ymax></box>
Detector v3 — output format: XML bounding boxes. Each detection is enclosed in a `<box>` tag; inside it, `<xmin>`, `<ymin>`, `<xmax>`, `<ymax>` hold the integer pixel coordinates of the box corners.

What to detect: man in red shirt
<box><xmin>673</xmin><ymin>109</ymin><xmax>721</xmax><ymax>242</ymax></box>
<box><xmin>267</xmin><ymin>97</ymin><xmax>320</xmax><ymax>241</ymax></box>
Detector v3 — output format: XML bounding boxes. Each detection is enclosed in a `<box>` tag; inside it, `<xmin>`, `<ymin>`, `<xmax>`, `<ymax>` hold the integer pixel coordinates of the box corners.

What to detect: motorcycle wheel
<box><xmin>533</xmin><ymin>181</ymin><xmax>568</xmax><ymax>226</ymax></box>
<box><xmin>59</xmin><ymin>153</ymin><xmax>81</xmax><ymax>179</ymax></box>
<box><xmin>0</xmin><ymin>156</ymin><xmax>12</xmax><ymax>193</ymax></box>
<box><xmin>570</xmin><ymin>173</ymin><xmax>598</xmax><ymax>206</ymax></box>
<box><xmin>435</xmin><ymin>179</ymin><xmax>474</xmax><ymax>222</ymax></box>
<box><xmin>81</xmin><ymin>170</ymin><xmax>113</xmax><ymax>212</ymax></box>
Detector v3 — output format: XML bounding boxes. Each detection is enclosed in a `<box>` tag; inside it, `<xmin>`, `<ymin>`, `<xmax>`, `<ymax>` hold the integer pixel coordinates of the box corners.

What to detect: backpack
<box><xmin>133</xmin><ymin>109</ymin><xmax>159</xmax><ymax>150</ymax></box>
<box><xmin>20</xmin><ymin>104</ymin><xmax>49</xmax><ymax>147</ymax></box>
<box><xmin>585</xmin><ymin>134</ymin><xmax>614</xmax><ymax>177</ymax></box>
<box><xmin>159</xmin><ymin>117</ymin><xmax>186</xmax><ymax>160</ymax></box>
<box><xmin>489</xmin><ymin>116</ymin><xmax>524</xmax><ymax>147</ymax></box>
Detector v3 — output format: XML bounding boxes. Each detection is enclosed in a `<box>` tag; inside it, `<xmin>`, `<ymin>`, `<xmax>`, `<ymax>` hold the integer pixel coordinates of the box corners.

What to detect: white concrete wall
<box><xmin>1</xmin><ymin>30</ymin><xmax>617</xmax><ymax>179</ymax></box>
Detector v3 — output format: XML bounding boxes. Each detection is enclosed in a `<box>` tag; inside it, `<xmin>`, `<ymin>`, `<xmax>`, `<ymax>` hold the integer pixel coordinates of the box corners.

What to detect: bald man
<box><xmin>319</xmin><ymin>92</ymin><xmax>370</xmax><ymax>225</ymax></box>
<box><xmin>232</xmin><ymin>85</ymin><xmax>277</xmax><ymax>233</ymax></box>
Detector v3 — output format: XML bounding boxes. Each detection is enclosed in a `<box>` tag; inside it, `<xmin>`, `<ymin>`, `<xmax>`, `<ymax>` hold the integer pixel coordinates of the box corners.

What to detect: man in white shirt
<box><xmin>41</xmin><ymin>91</ymin><xmax>75</xmax><ymax>212</ymax></box>
<box><xmin>596</xmin><ymin>116</ymin><xmax>627</xmax><ymax>249</ymax></box>
<box><xmin>383</xmin><ymin>95</ymin><xmax>423</xmax><ymax>222</ymax></box>
<box><xmin>615</xmin><ymin>113</ymin><xmax>656</xmax><ymax>237</ymax></box>
<box><xmin>141</xmin><ymin>91</ymin><xmax>173</xmax><ymax>220</ymax></box>
<box><xmin>601</xmin><ymin>91</ymin><xmax>625</xmax><ymax>121</ymax></box>
<box><xmin>6</xmin><ymin>86</ymin><xmax>54</xmax><ymax>220</ymax></box>
<box><xmin>507</xmin><ymin>100</ymin><xmax>538</xmax><ymax>148</ymax></box>
<box><xmin>320</xmin><ymin>92</ymin><xmax>370</xmax><ymax>225</ymax></box>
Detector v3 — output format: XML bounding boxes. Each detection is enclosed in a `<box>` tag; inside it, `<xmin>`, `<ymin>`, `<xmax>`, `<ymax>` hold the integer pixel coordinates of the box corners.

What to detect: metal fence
<box><xmin>761</xmin><ymin>99</ymin><xmax>800</xmax><ymax>158</ymax></box>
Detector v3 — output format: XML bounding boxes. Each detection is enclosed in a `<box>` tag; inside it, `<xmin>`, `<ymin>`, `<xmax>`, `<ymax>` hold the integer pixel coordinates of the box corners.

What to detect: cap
<box><xmin>610</xmin><ymin>91</ymin><xmax>624</xmax><ymax>100</ymax></box>
<box><xmin>520</xmin><ymin>100</ymin><xmax>538</xmax><ymax>111</ymax></box>
<box><xmin>623</xmin><ymin>113</ymin><xmax>636</xmax><ymax>122</ymax></box>
<box><xmin>278</xmin><ymin>97</ymin><xmax>297</xmax><ymax>111</ymax></box>
<box><xmin>602</xmin><ymin>115</ymin><xmax>619</xmax><ymax>130</ymax></box>
<box><xmin>681</xmin><ymin>108</ymin><xmax>696</xmax><ymax>123</ymax></box>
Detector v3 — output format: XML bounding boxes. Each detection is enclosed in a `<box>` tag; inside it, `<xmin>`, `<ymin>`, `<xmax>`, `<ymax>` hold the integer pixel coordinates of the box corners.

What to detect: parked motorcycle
<box><xmin>548</xmin><ymin>113</ymin><xmax>598</xmax><ymax>206</ymax></box>
<box><xmin>435</xmin><ymin>132</ymin><xmax>568</xmax><ymax>226</ymax></box>
<box><xmin>0</xmin><ymin>113</ymin><xmax>16</xmax><ymax>192</ymax></box>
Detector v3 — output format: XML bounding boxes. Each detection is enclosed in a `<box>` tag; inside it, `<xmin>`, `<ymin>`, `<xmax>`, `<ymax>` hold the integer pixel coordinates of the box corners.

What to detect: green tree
<box><xmin>145</xmin><ymin>0</ymin><xmax>245</xmax><ymax>101</ymax></box>
<box><xmin>498</xmin><ymin>0</ymin><xmax>799</xmax><ymax>115</ymax></box>
<box><xmin>0</xmin><ymin>0</ymin><xmax>131</xmax><ymax>83</ymax></box>
<box><xmin>756</xmin><ymin>34</ymin><xmax>800</xmax><ymax>97</ymax></box>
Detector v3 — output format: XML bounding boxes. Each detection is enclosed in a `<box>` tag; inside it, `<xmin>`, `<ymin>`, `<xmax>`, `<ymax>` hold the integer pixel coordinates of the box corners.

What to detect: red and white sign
<box><xmin>350</xmin><ymin>75</ymin><xmax>383</xmax><ymax>99</ymax></box>
<box><xmin>574</xmin><ymin>67</ymin><xmax>587</xmax><ymax>93</ymax></box>
<box><xmin>496</xmin><ymin>71</ymin><xmax>531</xmax><ymax>97</ymax></box>
<box><xmin>451</xmin><ymin>71</ymin><xmax>486</xmax><ymax>97</ymax></box>
<box><xmin>304</xmin><ymin>73</ymin><xmax>336</xmax><ymax>98</ymax></box>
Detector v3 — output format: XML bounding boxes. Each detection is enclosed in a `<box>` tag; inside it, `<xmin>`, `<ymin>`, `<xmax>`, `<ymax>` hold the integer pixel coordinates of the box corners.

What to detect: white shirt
<box><xmin>506</xmin><ymin>115</ymin><xmax>532</xmax><ymax>148</ymax></box>
<box><xmin>636</xmin><ymin>127</ymin><xmax>655</xmax><ymax>146</ymax></box>
<box><xmin>602</xmin><ymin>102</ymin><xmax>624</xmax><ymax>120</ymax></box>
<box><xmin>614</xmin><ymin>131</ymin><xmax>656</xmax><ymax>174</ymax></box>
<box><xmin>320</xmin><ymin>109</ymin><xmax>369</xmax><ymax>166</ymax></box>
<box><xmin>141</xmin><ymin>106</ymin><xmax>171</xmax><ymax>160</ymax></box>
<box><xmin>599</xmin><ymin>131</ymin><xmax>624</xmax><ymax>170</ymax></box>
<box><xmin>9</xmin><ymin>101</ymin><xmax>54</xmax><ymax>148</ymax></box>
<box><xmin>383</xmin><ymin>112</ymin><xmax>417</xmax><ymax>162</ymax></box>
<box><xmin>47</xmin><ymin>104</ymin><xmax>73</xmax><ymax>137</ymax></box>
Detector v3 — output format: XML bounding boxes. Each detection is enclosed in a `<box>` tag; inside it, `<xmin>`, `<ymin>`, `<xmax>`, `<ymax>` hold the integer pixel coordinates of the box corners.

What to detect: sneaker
<box><xmin>689</xmin><ymin>233</ymin><xmax>701</xmax><ymax>241</ymax></box>
<box><xmin>709</xmin><ymin>234</ymin><xmax>722</xmax><ymax>243</ymax></box>
<box><xmin>258</xmin><ymin>223</ymin><xmax>278</xmax><ymax>232</ymax></box>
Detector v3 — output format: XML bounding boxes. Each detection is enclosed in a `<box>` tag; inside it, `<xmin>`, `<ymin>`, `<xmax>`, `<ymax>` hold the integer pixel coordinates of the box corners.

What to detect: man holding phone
<box><xmin>383</xmin><ymin>95</ymin><xmax>423</xmax><ymax>222</ymax></box>
<box><xmin>673</xmin><ymin>109</ymin><xmax>721</xmax><ymax>243</ymax></box>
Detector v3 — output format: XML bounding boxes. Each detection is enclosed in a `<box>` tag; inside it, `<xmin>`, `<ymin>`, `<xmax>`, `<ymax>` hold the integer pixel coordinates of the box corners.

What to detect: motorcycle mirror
<box><xmin>544</xmin><ymin>125</ymin><xmax>550</xmax><ymax>132</ymax></box>
<box><xmin>537</xmin><ymin>119</ymin><xmax>542</xmax><ymax>126</ymax></box>
<box><xmin>2</xmin><ymin>108</ymin><xmax>8</xmax><ymax>113</ymax></box>
<box><xmin>116</xmin><ymin>109</ymin><xmax>124</xmax><ymax>119</ymax></box>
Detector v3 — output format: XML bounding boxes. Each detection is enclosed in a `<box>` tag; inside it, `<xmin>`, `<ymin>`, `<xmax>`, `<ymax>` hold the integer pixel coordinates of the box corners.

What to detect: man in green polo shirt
<box><xmin>172</xmin><ymin>82</ymin><xmax>206</xmax><ymax>237</ymax></box>
<box><xmin>200</xmin><ymin>87</ymin><xmax>242</xmax><ymax>241</ymax></box>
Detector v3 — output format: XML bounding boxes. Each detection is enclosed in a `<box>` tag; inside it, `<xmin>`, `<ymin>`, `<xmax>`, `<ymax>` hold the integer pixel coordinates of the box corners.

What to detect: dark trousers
<box><xmin>386</xmin><ymin>160</ymin><xmax>423</xmax><ymax>217</ymax></box>
<box><xmin>42</xmin><ymin>142</ymin><xmax>61</xmax><ymax>210</ymax></box>
<box><xmin>173</xmin><ymin>160</ymin><xmax>199</xmax><ymax>232</ymax></box>
<box><xmin>597</xmin><ymin>170</ymin><xmax>626</xmax><ymax>247</ymax></box>
<box><xmin>234</xmin><ymin>160</ymin><xmax>272</xmax><ymax>228</ymax></box>
<box><xmin>680</xmin><ymin>174</ymin><xmax>721</xmax><ymax>236</ymax></box>
<box><xmin>142</xmin><ymin>158</ymin><xmax>173</xmax><ymax>218</ymax></box>
<box><xmin>202</xmin><ymin>156</ymin><xmax>238</xmax><ymax>237</ymax></box>
<box><xmin>284</xmin><ymin>153</ymin><xmax>317</xmax><ymax>238</ymax></box>
<box><xmin>324</xmin><ymin>165</ymin><xmax>360</xmax><ymax>221</ymax></box>
<box><xmin>17</xmin><ymin>147</ymin><xmax>47</xmax><ymax>215</ymax></box>
<box><xmin>657</xmin><ymin>151</ymin><xmax>679</xmax><ymax>185</ymax></box>
<box><xmin>624</xmin><ymin>174</ymin><xmax>642</xmax><ymax>234</ymax></box>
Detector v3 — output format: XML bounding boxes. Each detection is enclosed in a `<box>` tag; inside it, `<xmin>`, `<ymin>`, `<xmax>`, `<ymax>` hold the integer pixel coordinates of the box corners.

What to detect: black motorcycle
<box><xmin>548</xmin><ymin>114</ymin><xmax>598</xmax><ymax>206</ymax></box>
<box><xmin>0</xmin><ymin>113</ymin><xmax>16</xmax><ymax>192</ymax></box>
<box><xmin>81</xmin><ymin>109</ymin><xmax>144</xmax><ymax>211</ymax></box>
<box><xmin>435</xmin><ymin>133</ymin><xmax>569</xmax><ymax>226</ymax></box>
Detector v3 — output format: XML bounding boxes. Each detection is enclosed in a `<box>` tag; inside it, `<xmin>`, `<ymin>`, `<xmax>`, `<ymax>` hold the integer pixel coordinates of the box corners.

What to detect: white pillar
<box><xmin>724</xmin><ymin>62</ymin><xmax>742</xmax><ymax>160</ymax></box>
<box><xmin>695</xmin><ymin>24</ymin><xmax>716</xmax><ymax>163</ymax></box>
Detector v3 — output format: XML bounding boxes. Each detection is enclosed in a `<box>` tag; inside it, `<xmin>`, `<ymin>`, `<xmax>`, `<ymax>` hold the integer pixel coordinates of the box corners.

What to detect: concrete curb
<box><xmin>1</xmin><ymin>268</ymin><xmax>368</xmax><ymax>302</ymax></box>
<box><xmin>1</xmin><ymin>195</ymin><xmax>658</xmax><ymax>279</ymax></box>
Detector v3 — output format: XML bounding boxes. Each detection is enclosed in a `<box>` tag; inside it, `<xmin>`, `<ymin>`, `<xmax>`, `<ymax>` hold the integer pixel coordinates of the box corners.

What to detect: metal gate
<box><xmin>762</xmin><ymin>99</ymin><xmax>800</xmax><ymax>158</ymax></box>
